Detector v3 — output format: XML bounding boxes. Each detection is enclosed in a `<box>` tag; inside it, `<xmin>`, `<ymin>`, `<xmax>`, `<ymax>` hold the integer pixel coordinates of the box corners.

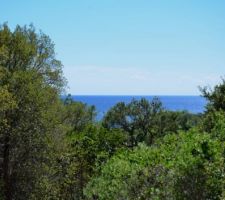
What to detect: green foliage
<box><xmin>200</xmin><ymin>78</ymin><xmax>225</xmax><ymax>138</ymax></box>
<box><xmin>0</xmin><ymin>23</ymin><xmax>65</xmax><ymax>90</ymax></box>
<box><xmin>0</xmin><ymin>23</ymin><xmax>65</xmax><ymax>199</ymax></box>
<box><xmin>103</xmin><ymin>97</ymin><xmax>164</xmax><ymax>147</ymax></box>
<box><xmin>200</xmin><ymin>78</ymin><xmax>225</xmax><ymax>112</ymax></box>
<box><xmin>85</xmin><ymin>130</ymin><xmax>225</xmax><ymax>200</ymax></box>
<box><xmin>103</xmin><ymin>98</ymin><xmax>201</xmax><ymax>147</ymax></box>
<box><xmin>63</xmin><ymin>94</ymin><xmax>96</xmax><ymax>132</ymax></box>
<box><xmin>55</xmin><ymin>125</ymin><xmax>126</xmax><ymax>199</ymax></box>
<box><xmin>158</xmin><ymin>110</ymin><xmax>201</xmax><ymax>133</ymax></box>
<box><xmin>202</xmin><ymin>110</ymin><xmax>225</xmax><ymax>141</ymax></box>
<box><xmin>0</xmin><ymin>23</ymin><xmax>224</xmax><ymax>200</ymax></box>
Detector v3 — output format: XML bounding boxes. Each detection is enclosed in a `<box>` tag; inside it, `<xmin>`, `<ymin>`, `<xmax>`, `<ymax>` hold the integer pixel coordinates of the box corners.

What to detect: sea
<box><xmin>70</xmin><ymin>95</ymin><xmax>207</xmax><ymax>120</ymax></box>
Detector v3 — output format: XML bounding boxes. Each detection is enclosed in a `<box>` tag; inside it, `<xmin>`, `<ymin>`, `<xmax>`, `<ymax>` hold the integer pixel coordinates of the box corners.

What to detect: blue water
<box><xmin>71</xmin><ymin>96</ymin><xmax>207</xmax><ymax>120</ymax></box>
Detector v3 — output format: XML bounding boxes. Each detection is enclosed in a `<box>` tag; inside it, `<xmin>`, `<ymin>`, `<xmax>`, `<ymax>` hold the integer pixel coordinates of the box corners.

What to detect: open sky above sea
<box><xmin>2</xmin><ymin>0</ymin><xmax>225</xmax><ymax>95</ymax></box>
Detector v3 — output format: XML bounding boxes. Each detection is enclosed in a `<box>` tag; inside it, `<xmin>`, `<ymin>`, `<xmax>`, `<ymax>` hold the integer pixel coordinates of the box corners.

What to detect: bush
<box><xmin>85</xmin><ymin>130</ymin><xmax>225</xmax><ymax>200</ymax></box>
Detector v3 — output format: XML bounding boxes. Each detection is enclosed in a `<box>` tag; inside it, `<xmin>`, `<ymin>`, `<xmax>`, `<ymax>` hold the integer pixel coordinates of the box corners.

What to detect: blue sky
<box><xmin>1</xmin><ymin>0</ymin><xmax>225</xmax><ymax>95</ymax></box>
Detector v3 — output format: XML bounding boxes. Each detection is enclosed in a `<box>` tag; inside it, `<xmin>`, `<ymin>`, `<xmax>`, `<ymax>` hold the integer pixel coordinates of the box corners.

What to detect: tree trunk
<box><xmin>3</xmin><ymin>132</ymin><xmax>12</xmax><ymax>200</ymax></box>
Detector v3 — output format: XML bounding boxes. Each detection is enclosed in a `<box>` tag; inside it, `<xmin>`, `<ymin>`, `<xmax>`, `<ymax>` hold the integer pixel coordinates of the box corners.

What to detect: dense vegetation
<box><xmin>0</xmin><ymin>24</ymin><xmax>224</xmax><ymax>200</ymax></box>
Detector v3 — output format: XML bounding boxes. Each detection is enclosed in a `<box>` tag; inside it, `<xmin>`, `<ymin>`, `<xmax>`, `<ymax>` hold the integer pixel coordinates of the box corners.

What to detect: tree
<box><xmin>0</xmin><ymin>24</ymin><xmax>65</xmax><ymax>200</ymax></box>
<box><xmin>200</xmin><ymin>78</ymin><xmax>225</xmax><ymax>112</ymax></box>
<box><xmin>200</xmin><ymin>78</ymin><xmax>225</xmax><ymax>133</ymax></box>
<box><xmin>157</xmin><ymin>110</ymin><xmax>201</xmax><ymax>134</ymax></box>
<box><xmin>62</xmin><ymin>94</ymin><xmax>96</xmax><ymax>132</ymax></box>
<box><xmin>103</xmin><ymin>98</ymin><xmax>201</xmax><ymax>147</ymax></box>
<box><xmin>102</xmin><ymin>98</ymin><xmax>163</xmax><ymax>147</ymax></box>
<box><xmin>55</xmin><ymin>125</ymin><xmax>126</xmax><ymax>199</ymax></box>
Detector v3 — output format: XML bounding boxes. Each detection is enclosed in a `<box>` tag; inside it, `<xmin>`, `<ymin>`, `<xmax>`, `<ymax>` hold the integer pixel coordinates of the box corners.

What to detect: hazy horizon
<box><xmin>69</xmin><ymin>94</ymin><xmax>203</xmax><ymax>96</ymax></box>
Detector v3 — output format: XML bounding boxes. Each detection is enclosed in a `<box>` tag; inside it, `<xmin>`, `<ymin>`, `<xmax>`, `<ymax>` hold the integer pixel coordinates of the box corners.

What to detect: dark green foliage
<box><xmin>63</xmin><ymin>94</ymin><xmax>96</xmax><ymax>132</ymax></box>
<box><xmin>157</xmin><ymin>110</ymin><xmax>202</xmax><ymax>133</ymax></box>
<box><xmin>103</xmin><ymin>98</ymin><xmax>201</xmax><ymax>147</ymax></box>
<box><xmin>200</xmin><ymin>78</ymin><xmax>225</xmax><ymax>112</ymax></box>
<box><xmin>200</xmin><ymin>79</ymin><xmax>225</xmax><ymax>137</ymax></box>
<box><xmin>55</xmin><ymin>125</ymin><xmax>126</xmax><ymax>199</ymax></box>
<box><xmin>103</xmin><ymin>97</ymin><xmax>164</xmax><ymax>146</ymax></box>
<box><xmin>0</xmin><ymin>23</ymin><xmax>65</xmax><ymax>199</ymax></box>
